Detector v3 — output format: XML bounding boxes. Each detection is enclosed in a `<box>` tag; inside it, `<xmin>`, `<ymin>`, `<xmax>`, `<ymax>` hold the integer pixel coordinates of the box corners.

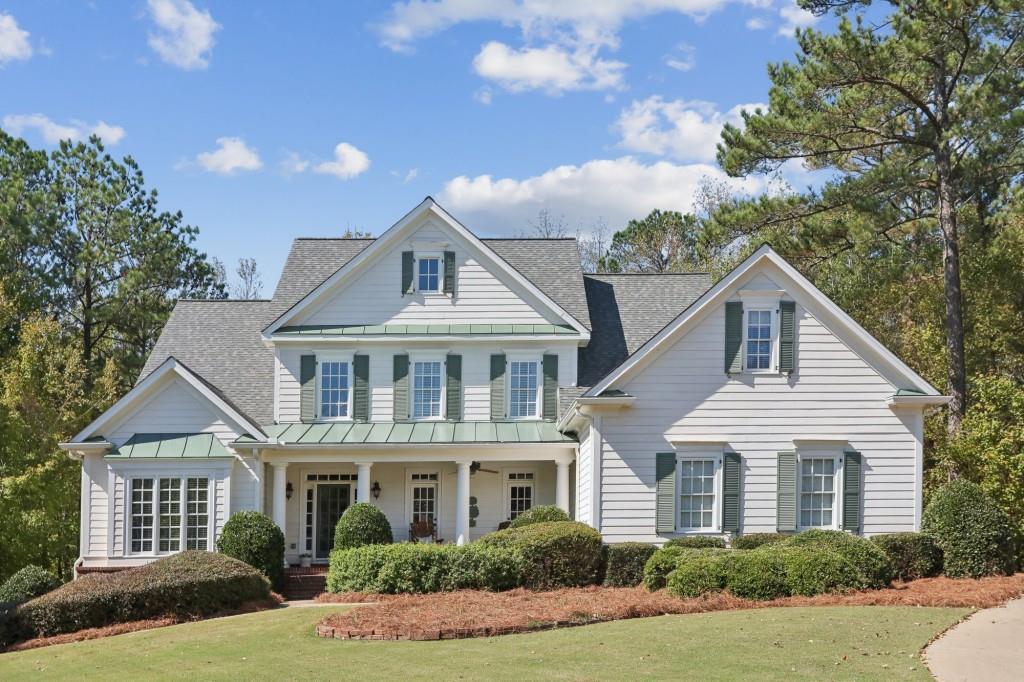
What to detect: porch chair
<box><xmin>409</xmin><ymin>519</ymin><xmax>438</xmax><ymax>543</ymax></box>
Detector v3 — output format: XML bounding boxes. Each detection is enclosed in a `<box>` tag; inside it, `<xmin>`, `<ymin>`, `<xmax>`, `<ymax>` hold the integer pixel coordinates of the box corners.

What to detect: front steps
<box><xmin>283</xmin><ymin>565</ymin><xmax>328</xmax><ymax>600</ymax></box>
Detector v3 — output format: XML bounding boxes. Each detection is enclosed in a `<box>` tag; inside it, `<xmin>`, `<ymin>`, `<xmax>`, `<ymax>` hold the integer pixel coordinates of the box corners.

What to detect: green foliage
<box><xmin>776</xmin><ymin>546</ymin><xmax>863</xmax><ymax>597</ymax></box>
<box><xmin>327</xmin><ymin>543</ymin><xmax>523</xmax><ymax>594</ymax></box>
<box><xmin>665</xmin><ymin>552</ymin><xmax>734</xmax><ymax>598</ymax></box>
<box><xmin>922</xmin><ymin>480</ymin><xmax>1016</xmax><ymax>577</ymax></box>
<box><xmin>724</xmin><ymin>551</ymin><xmax>789</xmax><ymax>601</ymax></box>
<box><xmin>478</xmin><ymin>521</ymin><xmax>605</xmax><ymax>590</ymax></box>
<box><xmin>665</xmin><ymin>536</ymin><xmax>727</xmax><ymax>549</ymax></box>
<box><xmin>603</xmin><ymin>543</ymin><xmax>658</xmax><ymax>587</ymax></box>
<box><xmin>870</xmin><ymin>533</ymin><xmax>944</xmax><ymax>581</ymax></box>
<box><xmin>333</xmin><ymin>503</ymin><xmax>394</xmax><ymax>550</ymax></box>
<box><xmin>507</xmin><ymin>505</ymin><xmax>570</xmax><ymax>528</ymax></box>
<box><xmin>217</xmin><ymin>512</ymin><xmax>285</xmax><ymax>591</ymax></box>
<box><xmin>643</xmin><ymin>546</ymin><xmax>691</xmax><ymax>591</ymax></box>
<box><xmin>778</xmin><ymin>530</ymin><xmax>892</xmax><ymax>589</ymax></box>
<box><xmin>0</xmin><ymin>565</ymin><xmax>60</xmax><ymax>605</ymax></box>
<box><xmin>731</xmin><ymin>533</ymin><xmax>787</xmax><ymax>550</ymax></box>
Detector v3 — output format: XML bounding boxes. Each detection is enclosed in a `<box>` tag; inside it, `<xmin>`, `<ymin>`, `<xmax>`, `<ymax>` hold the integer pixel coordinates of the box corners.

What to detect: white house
<box><xmin>59</xmin><ymin>198</ymin><xmax>948</xmax><ymax>575</ymax></box>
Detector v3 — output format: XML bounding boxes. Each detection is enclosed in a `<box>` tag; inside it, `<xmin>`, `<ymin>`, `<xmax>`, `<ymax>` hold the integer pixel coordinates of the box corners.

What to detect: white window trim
<box><xmin>126</xmin><ymin>474</ymin><xmax>214</xmax><ymax>557</ymax></box>
<box><xmin>796</xmin><ymin>451</ymin><xmax>844</xmax><ymax>531</ymax></box>
<box><xmin>405</xmin><ymin>468</ymin><xmax>442</xmax><ymax>528</ymax></box>
<box><xmin>316</xmin><ymin>353</ymin><xmax>354</xmax><ymax>422</ymax></box>
<box><xmin>506</xmin><ymin>354</ymin><xmax>543</xmax><ymax>421</ymax></box>
<box><xmin>675</xmin><ymin>452</ymin><xmax>723</xmax><ymax>534</ymax></box>
<box><xmin>298</xmin><ymin>466</ymin><xmax>358</xmax><ymax>558</ymax></box>
<box><xmin>409</xmin><ymin>354</ymin><xmax>446</xmax><ymax>421</ymax></box>
<box><xmin>502</xmin><ymin>467</ymin><xmax>537</xmax><ymax>521</ymax></box>
<box><xmin>414</xmin><ymin>251</ymin><xmax>444</xmax><ymax>295</ymax></box>
<box><xmin>742</xmin><ymin>306</ymin><xmax>779</xmax><ymax>374</ymax></box>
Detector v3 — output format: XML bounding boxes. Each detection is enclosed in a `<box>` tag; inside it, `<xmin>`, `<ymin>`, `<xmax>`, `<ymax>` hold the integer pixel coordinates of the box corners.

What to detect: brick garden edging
<box><xmin>315</xmin><ymin>620</ymin><xmax>587</xmax><ymax>641</ymax></box>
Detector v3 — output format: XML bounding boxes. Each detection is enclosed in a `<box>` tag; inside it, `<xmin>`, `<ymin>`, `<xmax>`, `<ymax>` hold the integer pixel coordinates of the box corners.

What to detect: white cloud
<box><xmin>279</xmin><ymin>151</ymin><xmax>309</xmax><ymax>176</ymax></box>
<box><xmin>777</xmin><ymin>1</ymin><xmax>818</xmax><ymax>37</ymax></box>
<box><xmin>745</xmin><ymin>16</ymin><xmax>768</xmax><ymax>30</ymax></box>
<box><xmin>146</xmin><ymin>0</ymin><xmax>220</xmax><ymax>70</ymax></box>
<box><xmin>474</xmin><ymin>86</ymin><xmax>493</xmax><ymax>105</ymax></box>
<box><xmin>472</xmin><ymin>40</ymin><xmax>624</xmax><ymax>94</ymax></box>
<box><xmin>403</xmin><ymin>168</ymin><xmax>419</xmax><ymax>183</ymax></box>
<box><xmin>664</xmin><ymin>42</ymin><xmax>695</xmax><ymax>72</ymax></box>
<box><xmin>613</xmin><ymin>96</ymin><xmax>764</xmax><ymax>163</ymax></box>
<box><xmin>195</xmin><ymin>137</ymin><xmax>262</xmax><ymax>174</ymax></box>
<box><xmin>0</xmin><ymin>13</ymin><xmax>32</xmax><ymax>65</ymax></box>
<box><xmin>2</xmin><ymin>113</ymin><xmax>126</xmax><ymax>145</ymax></box>
<box><xmin>314</xmin><ymin>142</ymin><xmax>371</xmax><ymax>180</ymax></box>
<box><xmin>439</xmin><ymin>156</ymin><xmax>765</xmax><ymax>234</ymax></box>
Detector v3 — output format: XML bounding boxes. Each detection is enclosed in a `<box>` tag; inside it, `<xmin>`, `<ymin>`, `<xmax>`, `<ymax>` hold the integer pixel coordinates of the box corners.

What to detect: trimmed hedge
<box><xmin>508</xmin><ymin>505</ymin><xmax>571</xmax><ymax>528</ymax></box>
<box><xmin>0</xmin><ymin>565</ymin><xmax>60</xmax><ymax>606</ymax></box>
<box><xmin>5</xmin><ymin>552</ymin><xmax>269</xmax><ymax>644</ymax></box>
<box><xmin>603</xmin><ymin>543</ymin><xmax>658</xmax><ymax>587</ymax></box>
<box><xmin>327</xmin><ymin>543</ymin><xmax>523</xmax><ymax>594</ymax></box>
<box><xmin>665</xmin><ymin>536</ymin><xmax>727</xmax><ymax>549</ymax></box>
<box><xmin>922</xmin><ymin>480</ymin><xmax>1016</xmax><ymax>578</ymax></box>
<box><xmin>777</xmin><ymin>546</ymin><xmax>862</xmax><ymax>596</ymax></box>
<box><xmin>731</xmin><ymin>533</ymin><xmax>786</xmax><ymax>550</ymax></box>
<box><xmin>479</xmin><ymin>521</ymin><xmax>604</xmax><ymax>590</ymax></box>
<box><xmin>870</xmin><ymin>533</ymin><xmax>944</xmax><ymax>581</ymax></box>
<box><xmin>334</xmin><ymin>503</ymin><xmax>394</xmax><ymax>550</ymax></box>
<box><xmin>665</xmin><ymin>551</ymin><xmax>734</xmax><ymax>598</ymax></box>
<box><xmin>217</xmin><ymin>511</ymin><xmax>285</xmax><ymax>591</ymax></box>
<box><xmin>725</xmin><ymin>551</ymin><xmax>789</xmax><ymax>600</ymax></box>
<box><xmin>778</xmin><ymin>530</ymin><xmax>892</xmax><ymax>589</ymax></box>
<box><xmin>643</xmin><ymin>547</ymin><xmax>733</xmax><ymax>592</ymax></box>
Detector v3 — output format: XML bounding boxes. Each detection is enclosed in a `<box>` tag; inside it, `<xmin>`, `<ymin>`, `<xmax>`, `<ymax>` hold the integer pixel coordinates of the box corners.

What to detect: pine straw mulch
<box><xmin>315</xmin><ymin>573</ymin><xmax>1024</xmax><ymax>641</ymax></box>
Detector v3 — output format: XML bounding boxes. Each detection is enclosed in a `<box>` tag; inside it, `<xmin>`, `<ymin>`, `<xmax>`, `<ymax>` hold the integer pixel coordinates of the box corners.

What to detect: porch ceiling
<box><xmin>237</xmin><ymin>421</ymin><xmax>576</xmax><ymax>446</ymax></box>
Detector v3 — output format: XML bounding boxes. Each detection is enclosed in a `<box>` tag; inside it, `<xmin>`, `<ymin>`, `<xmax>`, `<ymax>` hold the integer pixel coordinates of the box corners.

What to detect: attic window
<box><xmin>417</xmin><ymin>257</ymin><xmax>440</xmax><ymax>293</ymax></box>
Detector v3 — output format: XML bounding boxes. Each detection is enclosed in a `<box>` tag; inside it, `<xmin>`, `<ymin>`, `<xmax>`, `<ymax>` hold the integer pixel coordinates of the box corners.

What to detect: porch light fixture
<box><xmin>286</xmin><ymin>482</ymin><xmax>293</xmax><ymax>500</ymax></box>
<box><xmin>371</xmin><ymin>481</ymin><xmax>382</xmax><ymax>499</ymax></box>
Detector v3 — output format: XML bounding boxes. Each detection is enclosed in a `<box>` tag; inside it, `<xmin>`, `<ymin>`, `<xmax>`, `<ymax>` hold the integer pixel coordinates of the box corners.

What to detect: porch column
<box><xmin>455</xmin><ymin>461</ymin><xmax>471</xmax><ymax>545</ymax></box>
<box><xmin>555</xmin><ymin>459</ymin><xmax>571</xmax><ymax>514</ymax></box>
<box><xmin>356</xmin><ymin>462</ymin><xmax>372</xmax><ymax>503</ymax></box>
<box><xmin>271</xmin><ymin>463</ymin><xmax>288</xmax><ymax>532</ymax></box>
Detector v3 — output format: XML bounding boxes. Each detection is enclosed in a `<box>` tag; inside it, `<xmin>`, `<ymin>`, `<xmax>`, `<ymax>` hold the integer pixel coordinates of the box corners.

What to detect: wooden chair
<box><xmin>409</xmin><ymin>519</ymin><xmax>437</xmax><ymax>543</ymax></box>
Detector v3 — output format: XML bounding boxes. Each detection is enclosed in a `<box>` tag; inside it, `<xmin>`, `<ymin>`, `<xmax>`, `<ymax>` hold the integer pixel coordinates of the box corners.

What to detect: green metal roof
<box><xmin>243</xmin><ymin>421</ymin><xmax>576</xmax><ymax>445</ymax></box>
<box><xmin>106</xmin><ymin>433</ymin><xmax>232</xmax><ymax>459</ymax></box>
<box><xmin>273</xmin><ymin>323</ymin><xmax>578</xmax><ymax>336</ymax></box>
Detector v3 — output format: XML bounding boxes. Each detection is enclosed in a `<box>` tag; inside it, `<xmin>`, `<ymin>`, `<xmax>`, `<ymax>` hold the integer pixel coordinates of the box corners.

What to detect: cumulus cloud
<box><xmin>474</xmin><ymin>86</ymin><xmax>493</xmax><ymax>105</ymax></box>
<box><xmin>0</xmin><ymin>13</ymin><xmax>32</xmax><ymax>65</ymax></box>
<box><xmin>2</xmin><ymin>113</ymin><xmax>126</xmax><ymax>145</ymax></box>
<box><xmin>194</xmin><ymin>137</ymin><xmax>262</xmax><ymax>174</ymax></box>
<box><xmin>777</xmin><ymin>1</ymin><xmax>818</xmax><ymax>37</ymax></box>
<box><xmin>613</xmin><ymin>96</ymin><xmax>764</xmax><ymax>163</ymax></box>
<box><xmin>314</xmin><ymin>142</ymin><xmax>371</xmax><ymax>180</ymax></box>
<box><xmin>664</xmin><ymin>42</ymin><xmax>696</xmax><ymax>72</ymax></box>
<box><xmin>147</xmin><ymin>0</ymin><xmax>220</xmax><ymax>70</ymax></box>
<box><xmin>472</xmin><ymin>40</ymin><xmax>625</xmax><ymax>94</ymax></box>
<box><xmin>745</xmin><ymin>16</ymin><xmax>768</xmax><ymax>30</ymax></box>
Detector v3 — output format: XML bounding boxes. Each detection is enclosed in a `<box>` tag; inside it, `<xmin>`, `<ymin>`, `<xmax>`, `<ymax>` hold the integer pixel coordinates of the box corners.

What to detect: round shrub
<box><xmin>732</xmin><ymin>533</ymin><xmax>787</xmax><ymax>550</ymax></box>
<box><xmin>479</xmin><ymin>521</ymin><xmax>604</xmax><ymax>589</ymax></box>
<box><xmin>665</xmin><ymin>536</ymin><xmax>727</xmax><ymax>549</ymax></box>
<box><xmin>0</xmin><ymin>565</ymin><xmax>60</xmax><ymax>605</ymax></box>
<box><xmin>922</xmin><ymin>480</ymin><xmax>1016</xmax><ymax>578</ymax></box>
<box><xmin>665</xmin><ymin>552</ymin><xmax>733</xmax><ymax>598</ymax></box>
<box><xmin>217</xmin><ymin>511</ymin><xmax>285</xmax><ymax>591</ymax></box>
<box><xmin>333</xmin><ymin>502</ymin><xmax>394</xmax><ymax>550</ymax></box>
<box><xmin>777</xmin><ymin>546</ymin><xmax>863</xmax><ymax>596</ymax></box>
<box><xmin>779</xmin><ymin>530</ymin><xmax>892</xmax><ymax>588</ymax></box>
<box><xmin>643</xmin><ymin>547</ymin><xmax>733</xmax><ymax>591</ymax></box>
<box><xmin>508</xmin><ymin>505</ymin><xmax>571</xmax><ymax>528</ymax></box>
<box><xmin>603</xmin><ymin>543</ymin><xmax>658</xmax><ymax>587</ymax></box>
<box><xmin>870</xmin><ymin>533</ymin><xmax>944</xmax><ymax>581</ymax></box>
<box><xmin>724</xmin><ymin>551</ymin><xmax>788</xmax><ymax>600</ymax></box>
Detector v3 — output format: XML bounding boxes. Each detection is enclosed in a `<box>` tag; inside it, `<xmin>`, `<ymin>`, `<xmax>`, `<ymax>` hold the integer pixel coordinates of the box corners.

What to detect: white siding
<box><xmin>576</xmin><ymin>425</ymin><xmax>593</xmax><ymax>526</ymax></box>
<box><xmin>106</xmin><ymin>379</ymin><xmax>240</xmax><ymax>448</ymax></box>
<box><xmin>231</xmin><ymin>456</ymin><xmax>260</xmax><ymax>514</ymax></box>
<box><xmin>598</xmin><ymin>273</ymin><xmax>920</xmax><ymax>543</ymax></box>
<box><xmin>82</xmin><ymin>454</ymin><xmax>110</xmax><ymax>557</ymax></box>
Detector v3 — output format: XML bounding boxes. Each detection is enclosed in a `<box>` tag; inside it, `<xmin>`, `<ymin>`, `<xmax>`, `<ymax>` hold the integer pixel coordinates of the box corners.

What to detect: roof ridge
<box><xmin>292</xmin><ymin>237</ymin><xmax>376</xmax><ymax>241</ymax></box>
<box><xmin>482</xmin><ymin>237</ymin><xmax>578</xmax><ymax>241</ymax></box>
<box><xmin>584</xmin><ymin>272</ymin><xmax>710</xmax><ymax>276</ymax></box>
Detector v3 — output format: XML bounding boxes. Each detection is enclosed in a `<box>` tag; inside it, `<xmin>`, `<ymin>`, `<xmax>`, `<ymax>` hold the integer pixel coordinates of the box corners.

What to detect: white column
<box><xmin>271</xmin><ymin>463</ymin><xmax>288</xmax><ymax>532</ymax></box>
<box><xmin>455</xmin><ymin>461</ymin><xmax>471</xmax><ymax>545</ymax></box>
<box><xmin>555</xmin><ymin>459</ymin><xmax>571</xmax><ymax>514</ymax></box>
<box><xmin>357</xmin><ymin>462</ymin><xmax>372</xmax><ymax>503</ymax></box>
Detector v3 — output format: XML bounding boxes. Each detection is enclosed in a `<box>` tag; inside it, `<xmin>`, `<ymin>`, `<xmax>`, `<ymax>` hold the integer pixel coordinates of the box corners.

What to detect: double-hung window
<box><xmin>417</xmin><ymin>256</ymin><xmax>441</xmax><ymax>293</ymax></box>
<box><xmin>677</xmin><ymin>455</ymin><xmax>721</xmax><ymax>531</ymax></box>
<box><xmin>319</xmin><ymin>358</ymin><xmax>351</xmax><ymax>419</ymax></box>
<box><xmin>799</xmin><ymin>457</ymin><xmax>838</xmax><ymax>529</ymax></box>
<box><xmin>508</xmin><ymin>359</ymin><xmax>540</xmax><ymax>419</ymax></box>
<box><xmin>412</xmin><ymin>359</ymin><xmax>443</xmax><ymax>419</ymax></box>
<box><xmin>745</xmin><ymin>308</ymin><xmax>774</xmax><ymax>371</ymax></box>
<box><xmin>130</xmin><ymin>476</ymin><xmax>211</xmax><ymax>554</ymax></box>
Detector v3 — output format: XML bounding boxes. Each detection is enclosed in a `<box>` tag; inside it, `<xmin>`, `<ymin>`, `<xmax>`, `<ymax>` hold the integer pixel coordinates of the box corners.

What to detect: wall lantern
<box><xmin>286</xmin><ymin>482</ymin><xmax>294</xmax><ymax>500</ymax></box>
<box><xmin>371</xmin><ymin>481</ymin><xmax>382</xmax><ymax>499</ymax></box>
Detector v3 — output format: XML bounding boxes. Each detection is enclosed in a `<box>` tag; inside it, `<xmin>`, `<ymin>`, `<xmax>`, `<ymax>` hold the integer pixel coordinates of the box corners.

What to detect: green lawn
<box><xmin>0</xmin><ymin>605</ymin><xmax>967</xmax><ymax>681</ymax></box>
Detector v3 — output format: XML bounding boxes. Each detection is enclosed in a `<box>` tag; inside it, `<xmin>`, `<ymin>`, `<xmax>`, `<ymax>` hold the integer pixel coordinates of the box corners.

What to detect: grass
<box><xmin>0</xmin><ymin>604</ymin><xmax>968</xmax><ymax>681</ymax></box>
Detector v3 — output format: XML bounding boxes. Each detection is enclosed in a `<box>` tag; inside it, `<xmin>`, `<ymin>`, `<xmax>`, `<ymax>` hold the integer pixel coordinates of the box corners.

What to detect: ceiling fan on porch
<box><xmin>470</xmin><ymin>461</ymin><xmax>499</xmax><ymax>475</ymax></box>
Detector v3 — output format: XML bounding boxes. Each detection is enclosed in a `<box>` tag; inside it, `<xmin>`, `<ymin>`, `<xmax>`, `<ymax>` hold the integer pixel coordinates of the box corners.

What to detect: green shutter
<box><xmin>490</xmin><ymin>354</ymin><xmax>506</xmax><ymax>420</ymax></box>
<box><xmin>401</xmin><ymin>251</ymin><xmax>414</xmax><ymax>294</ymax></box>
<box><xmin>542</xmin><ymin>354</ymin><xmax>558</xmax><ymax>421</ymax></box>
<box><xmin>446</xmin><ymin>354</ymin><xmax>462</xmax><ymax>420</ymax></box>
<box><xmin>776</xmin><ymin>450</ymin><xmax>797</xmax><ymax>532</ymax></box>
<box><xmin>393</xmin><ymin>354</ymin><xmax>409</xmax><ymax>421</ymax></box>
<box><xmin>842</xmin><ymin>450</ymin><xmax>863</xmax><ymax>533</ymax></box>
<box><xmin>725</xmin><ymin>301</ymin><xmax>743</xmax><ymax>374</ymax></box>
<box><xmin>353</xmin><ymin>354</ymin><xmax>369</xmax><ymax>421</ymax></box>
<box><xmin>656</xmin><ymin>452</ymin><xmax>677</xmax><ymax>533</ymax></box>
<box><xmin>300</xmin><ymin>354</ymin><xmax>317</xmax><ymax>423</ymax></box>
<box><xmin>722</xmin><ymin>451</ymin><xmax>742</xmax><ymax>533</ymax></box>
<box><xmin>779</xmin><ymin>300</ymin><xmax>795</xmax><ymax>374</ymax></box>
<box><xmin>443</xmin><ymin>250</ymin><xmax>456</xmax><ymax>295</ymax></box>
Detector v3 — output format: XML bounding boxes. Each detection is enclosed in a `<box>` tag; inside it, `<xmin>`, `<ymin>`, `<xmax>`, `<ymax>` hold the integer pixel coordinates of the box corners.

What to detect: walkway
<box><xmin>927</xmin><ymin>597</ymin><xmax>1024</xmax><ymax>681</ymax></box>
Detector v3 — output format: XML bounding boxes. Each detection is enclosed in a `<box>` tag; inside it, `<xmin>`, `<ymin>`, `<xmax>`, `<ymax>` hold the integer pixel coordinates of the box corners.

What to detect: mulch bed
<box><xmin>315</xmin><ymin>574</ymin><xmax>1024</xmax><ymax>642</ymax></box>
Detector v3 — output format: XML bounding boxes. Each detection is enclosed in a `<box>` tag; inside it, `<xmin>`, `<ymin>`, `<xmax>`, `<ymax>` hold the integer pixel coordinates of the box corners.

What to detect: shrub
<box><xmin>603</xmin><ymin>543</ymin><xmax>658</xmax><ymax>587</ymax></box>
<box><xmin>665</xmin><ymin>536</ymin><xmax>727</xmax><ymax>549</ymax></box>
<box><xmin>777</xmin><ymin>546</ymin><xmax>863</xmax><ymax>596</ymax></box>
<box><xmin>217</xmin><ymin>511</ymin><xmax>285</xmax><ymax>591</ymax></box>
<box><xmin>9</xmin><ymin>552</ymin><xmax>269</xmax><ymax>642</ymax></box>
<box><xmin>327</xmin><ymin>543</ymin><xmax>523</xmax><ymax>594</ymax></box>
<box><xmin>479</xmin><ymin>521</ymin><xmax>604</xmax><ymax>589</ymax></box>
<box><xmin>922</xmin><ymin>480</ymin><xmax>1016</xmax><ymax>578</ymax></box>
<box><xmin>665</xmin><ymin>552</ymin><xmax>733</xmax><ymax>598</ymax></box>
<box><xmin>778</xmin><ymin>529</ymin><xmax>892</xmax><ymax>588</ymax></box>
<box><xmin>870</xmin><ymin>533</ymin><xmax>944</xmax><ymax>581</ymax></box>
<box><xmin>333</xmin><ymin>503</ymin><xmax>394</xmax><ymax>550</ymax></box>
<box><xmin>643</xmin><ymin>547</ymin><xmax>733</xmax><ymax>591</ymax></box>
<box><xmin>731</xmin><ymin>533</ymin><xmax>787</xmax><ymax>550</ymax></box>
<box><xmin>508</xmin><ymin>505</ymin><xmax>571</xmax><ymax>528</ymax></box>
<box><xmin>724</xmin><ymin>551</ymin><xmax>789</xmax><ymax>600</ymax></box>
<box><xmin>0</xmin><ymin>565</ymin><xmax>60</xmax><ymax>605</ymax></box>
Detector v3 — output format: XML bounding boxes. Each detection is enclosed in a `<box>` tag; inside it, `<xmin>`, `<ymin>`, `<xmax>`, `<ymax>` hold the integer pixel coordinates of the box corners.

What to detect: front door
<box><xmin>315</xmin><ymin>484</ymin><xmax>350</xmax><ymax>560</ymax></box>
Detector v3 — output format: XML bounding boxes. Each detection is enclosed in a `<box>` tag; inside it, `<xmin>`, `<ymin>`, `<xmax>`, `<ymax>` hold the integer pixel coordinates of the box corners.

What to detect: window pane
<box><xmin>131</xmin><ymin>478</ymin><xmax>154</xmax><ymax>553</ymax></box>
<box><xmin>186</xmin><ymin>477</ymin><xmax>209</xmax><ymax>550</ymax></box>
<box><xmin>508</xmin><ymin>361</ymin><xmax>538</xmax><ymax>418</ymax></box>
<box><xmin>159</xmin><ymin>478</ymin><xmax>181</xmax><ymax>552</ymax></box>
<box><xmin>509</xmin><ymin>483</ymin><xmax>534</xmax><ymax>520</ymax></box>
<box><xmin>799</xmin><ymin>457</ymin><xmax>836</xmax><ymax>528</ymax></box>
<box><xmin>320</xmin><ymin>361</ymin><xmax>349</xmax><ymax>418</ymax></box>
<box><xmin>411</xmin><ymin>484</ymin><xmax>437</xmax><ymax>524</ymax></box>
<box><xmin>745</xmin><ymin>309</ymin><xmax>773</xmax><ymax>370</ymax></box>
<box><xmin>418</xmin><ymin>258</ymin><xmax>440</xmax><ymax>292</ymax></box>
<box><xmin>679</xmin><ymin>458</ymin><xmax>716</xmax><ymax>529</ymax></box>
<box><xmin>412</xmin><ymin>361</ymin><xmax>442</xmax><ymax>418</ymax></box>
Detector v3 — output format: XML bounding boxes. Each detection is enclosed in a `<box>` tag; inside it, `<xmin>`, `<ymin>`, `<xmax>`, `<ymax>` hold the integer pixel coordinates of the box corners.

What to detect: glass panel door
<box><xmin>315</xmin><ymin>484</ymin><xmax>351</xmax><ymax>560</ymax></box>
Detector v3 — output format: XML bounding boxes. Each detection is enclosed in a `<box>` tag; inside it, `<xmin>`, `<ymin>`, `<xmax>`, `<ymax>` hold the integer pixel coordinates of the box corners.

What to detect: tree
<box><xmin>525</xmin><ymin>209</ymin><xmax>570</xmax><ymax>238</ymax></box>
<box><xmin>232</xmin><ymin>257</ymin><xmax>263</xmax><ymax>299</ymax></box>
<box><xmin>604</xmin><ymin>209</ymin><xmax>703</xmax><ymax>273</ymax></box>
<box><xmin>717</xmin><ymin>0</ymin><xmax>1024</xmax><ymax>434</ymax></box>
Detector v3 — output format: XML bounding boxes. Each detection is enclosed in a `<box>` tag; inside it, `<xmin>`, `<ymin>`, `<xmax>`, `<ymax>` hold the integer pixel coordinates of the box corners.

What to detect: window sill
<box><xmin>671</xmin><ymin>529</ymin><xmax>725</xmax><ymax>536</ymax></box>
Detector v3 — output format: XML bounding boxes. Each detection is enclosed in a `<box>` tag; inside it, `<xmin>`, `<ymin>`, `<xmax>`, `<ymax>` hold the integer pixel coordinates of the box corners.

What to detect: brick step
<box><xmin>283</xmin><ymin>572</ymin><xmax>327</xmax><ymax>601</ymax></box>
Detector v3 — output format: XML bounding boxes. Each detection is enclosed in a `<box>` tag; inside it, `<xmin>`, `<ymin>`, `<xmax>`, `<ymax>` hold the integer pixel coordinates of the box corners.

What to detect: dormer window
<box><xmin>417</xmin><ymin>256</ymin><xmax>441</xmax><ymax>293</ymax></box>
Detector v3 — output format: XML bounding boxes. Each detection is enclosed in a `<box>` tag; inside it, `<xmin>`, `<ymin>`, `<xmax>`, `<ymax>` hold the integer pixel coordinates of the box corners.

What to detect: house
<box><xmin>59</xmin><ymin>198</ymin><xmax>949</xmax><ymax>573</ymax></box>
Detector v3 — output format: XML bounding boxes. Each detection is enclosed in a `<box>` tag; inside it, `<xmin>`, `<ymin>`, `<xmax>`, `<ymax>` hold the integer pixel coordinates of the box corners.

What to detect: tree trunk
<box><xmin>936</xmin><ymin>146</ymin><xmax>966</xmax><ymax>437</ymax></box>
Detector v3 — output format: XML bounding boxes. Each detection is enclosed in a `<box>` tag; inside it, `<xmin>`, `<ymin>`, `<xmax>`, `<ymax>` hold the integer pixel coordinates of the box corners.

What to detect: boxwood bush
<box><xmin>334</xmin><ymin>503</ymin><xmax>394</xmax><ymax>551</ymax></box>
<box><xmin>731</xmin><ymin>533</ymin><xmax>787</xmax><ymax>550</ymax></box>
<box><xmin>603</xmin><ymin>543</ymin><xmax>658</xmax><ymax>587</ymax></box>
<box><xmin>922</xmin><ymin>480</ymin><xmax>1016</xmax><ymax>578</ymax></box>
<box><xmin>776</xmin><ymin>546</ymin><xmax>863</xmax><ymax>596</ymax></box>
<box><xmin>327</xmin><ymin>543</ymin><xmax>522</xmax><ymax>594</ymax></box>
<box><xmin>870</xmin><ymin>533</ymin><xmax>944</xmax><ymax>581</ymax></box>
<box><xmin>217</xmin><ymin>511</ymin><xmax>285</xmax><ymax>591</ymax></box>
<box><xmin>0</xmin><ymin>565</ymin><xmax>60</xmax><ymax>606</ymax></box>
<box><xmin>665</xmin><ymin>551</ymin><xmax>735</xmax><ymax>598</ymax></box>
<box><xmin>665</xmin><ymin>536</ymin><xmax>727</xmax><ymax>549</ymax></box>
<box><xmin>778</xmin><ymin>529</ymin><xmax>892</xmax><ymax>589</ymax></box>
<box><xmin>479</xmin><ymin>521</ymin><xmax>604</xmax><ymax>589</ymax></box>
<box><xmin>508</xmin><ymin>505</ymin><xmax>571</xmax><ymax>528</ymax></box>
<box><xmin>643</xmin><ymin>547</ymin><xmax>733</xmax><ymax>591</ymax></box>
<box><xmin>725</xmin><ymin>550</ymin><xmax>789</xmax><ymax>600</ymax></box>
<box><xmin>6</xmin><ymin>552</ymin><xmax>269</xmax><ymax>644</ymax></box>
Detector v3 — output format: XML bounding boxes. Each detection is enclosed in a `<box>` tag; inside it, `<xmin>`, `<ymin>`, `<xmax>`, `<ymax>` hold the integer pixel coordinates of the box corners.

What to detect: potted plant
<box><xmin>299</xmin><ymin>553</ymin><xmax>312</xmax><ymax>568</ymax></box>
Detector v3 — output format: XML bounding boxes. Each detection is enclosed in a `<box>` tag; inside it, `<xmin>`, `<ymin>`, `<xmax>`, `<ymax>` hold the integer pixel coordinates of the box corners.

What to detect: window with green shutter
<box><xmin>656</xmin><ymin>452</ymin><xmax>676</xmax><ymax>534</ymax></box>
<box><xmin>300</xmin><ymin>354</ymin><xmax>316</xmax><ymax>423</ymax></box>
<box><xmin>443</xmin><ymin>251</ymin><xmax>456</xmax><ymax>295</ymax></box>
<box><xmin>779</xmin><ymin>300</ymin><xmax>796</xmax><ymax>374</ymax></box>
<box><xmin>393</xmin><ymin>354</ymin><xmax>409</xmax><ymax>421</ymax></box>
<box><xmin>725</xmin><ymin>301</ymin><xmax>743</xmax><ymax>374</ymax></box>
<box><xmin>722</xmin><ymin>451</ymin><xmax>742</xmax><ymax>533</ymax></box>
<box><xmin>542</xmin><ymin>354</ymin><xmax>558</xmax><ymax>421</ymax></box>
<box><xmin>446</xmin><ymin>354</ymin><xmax>462</xmax><ymax>420</ymax></box>
<box><xmin>842</xmin><ymin>450</ymin><xmax>862</xmax><ymax>533</ymax></box>
<box><xmin>401</xmin><ymin>251</ymin><xmax>414</xmax><ymax>294</ymax></box>
<box><xmin>490</xmin><ymin>354</ymin><xmax>506</xmax><ymax>420</ymax></box>
<box><xmin>353</xmin><ymin>354</ymin><xmax>369</xmax><ymax>421</ymax></box>
<box><xmin>776</xmin><ymin>450</ymin><xmax>797</xmax><ymax>532</ymax></box>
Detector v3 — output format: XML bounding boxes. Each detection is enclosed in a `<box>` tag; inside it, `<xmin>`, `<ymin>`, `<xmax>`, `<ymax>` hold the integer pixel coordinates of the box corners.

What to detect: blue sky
<box><xmin>0</xmin><ymin>1</ymin><xmax>831</xmax><ymax>291</ymax></box>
